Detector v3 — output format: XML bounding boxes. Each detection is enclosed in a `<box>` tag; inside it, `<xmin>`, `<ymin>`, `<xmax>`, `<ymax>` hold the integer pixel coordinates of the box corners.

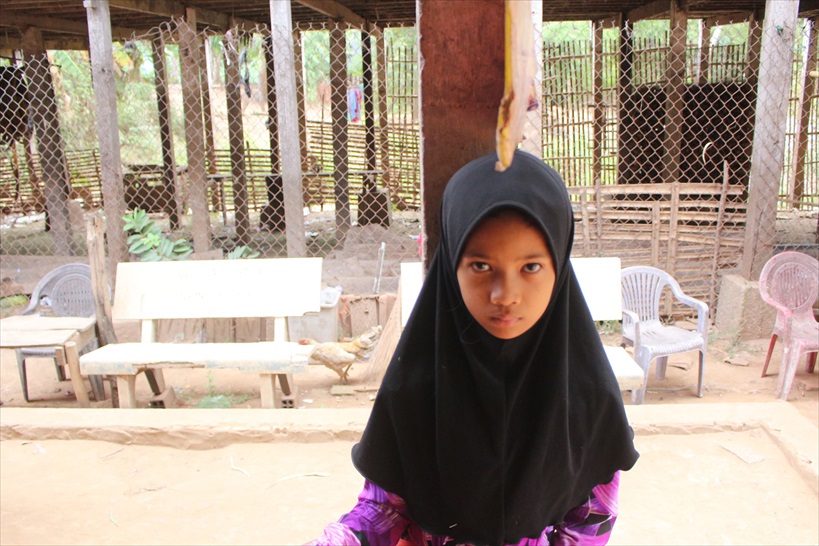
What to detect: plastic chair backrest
<box><xmin>21</xmin><ymin>263</ymin><xmax>95</xmax><ymax>317</ymax></box>
<box><xmin>759</xmin><ymin>251</ymin><xmax>819</xmax><ymax>322</ymax></box>
<box><xmin>621</xmin><ymin>266</ymin><xmax>678</xmax><ymax>322</ymax></box>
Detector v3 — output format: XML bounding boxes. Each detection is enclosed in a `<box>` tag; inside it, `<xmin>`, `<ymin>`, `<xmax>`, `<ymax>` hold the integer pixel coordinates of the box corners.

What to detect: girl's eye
<box><xmin>523</xmin><ymin>263</ymin><xmax>542</xmax><ymax>273</ymax></box>
<box><xmin>470</xmin><ymin>262</ymin><xmax>490</xmax><ymax>272</ymax></box>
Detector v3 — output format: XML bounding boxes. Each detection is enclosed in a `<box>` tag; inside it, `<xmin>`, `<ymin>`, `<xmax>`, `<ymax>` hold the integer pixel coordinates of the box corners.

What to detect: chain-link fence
<box><xmin>1</xmin><ymin>16</ymin><xmax>816</xmax><ymax>327</ymax></box>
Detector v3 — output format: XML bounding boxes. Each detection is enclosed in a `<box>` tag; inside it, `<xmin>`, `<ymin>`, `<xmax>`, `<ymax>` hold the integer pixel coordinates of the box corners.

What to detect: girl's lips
<box><xmin>490</xmin><ymin>315</ymin><xmax>520</xmax><ymax>327</ymax></box>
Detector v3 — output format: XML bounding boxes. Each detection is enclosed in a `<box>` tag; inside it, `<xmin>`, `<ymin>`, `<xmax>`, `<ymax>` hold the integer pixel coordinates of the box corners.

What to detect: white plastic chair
<box><xmin>758</xmin><ymin>251</ymin><xmax>819</xmax><ymax>401</ymax></box>
<box><xmin>17</xmin><ymin>263</ymin><xmax>104</xmax><ymax>402</ymax></box>
<box><xmin>621</xmin><ymin>266</ymin><xmax>709</xmax><ymax>404</ymax></box>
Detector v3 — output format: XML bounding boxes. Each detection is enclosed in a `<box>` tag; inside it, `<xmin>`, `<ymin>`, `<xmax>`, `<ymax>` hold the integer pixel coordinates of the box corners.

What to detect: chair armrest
<box><xmin>621</xmin><ymin>308</ymin><xmax>641</xmax><ymax>347</ymax></box>
<box><xmin>668</xmin><ymin>285</ymin><xmax>710</xmax><ymax>334</ymax></box>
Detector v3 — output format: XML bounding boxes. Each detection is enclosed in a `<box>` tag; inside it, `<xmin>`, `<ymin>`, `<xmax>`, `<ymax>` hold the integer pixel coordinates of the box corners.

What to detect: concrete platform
<box><xmin>1</xmin><ymin>403</ymin><xmax>817</xmax><ymax>545</ymax></box>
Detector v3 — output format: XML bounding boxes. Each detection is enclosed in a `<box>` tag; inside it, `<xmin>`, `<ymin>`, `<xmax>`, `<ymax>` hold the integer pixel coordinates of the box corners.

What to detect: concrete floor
<box><xmin>1</xmin><ymin>402</ymin><xmax>817</xmax><ymax>546</ymax></box>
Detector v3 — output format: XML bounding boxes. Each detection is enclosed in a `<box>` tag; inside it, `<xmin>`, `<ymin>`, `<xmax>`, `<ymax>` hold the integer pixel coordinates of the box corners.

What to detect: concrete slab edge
<box><xmin>1</xmin><ymin>402</ymin><xmax>816</xmax><ymax>493</ymax></box>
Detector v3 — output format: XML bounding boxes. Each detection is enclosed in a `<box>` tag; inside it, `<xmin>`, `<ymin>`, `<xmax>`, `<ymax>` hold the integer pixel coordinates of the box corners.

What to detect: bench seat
<box><xmin>81</xmin><ymin>341</ymin><xmax>314</xmax><ymax>409</ymax></box>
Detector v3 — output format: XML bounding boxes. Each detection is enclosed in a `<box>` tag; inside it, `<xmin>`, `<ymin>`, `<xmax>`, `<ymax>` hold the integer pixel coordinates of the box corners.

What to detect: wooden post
<box><xmin>746</xmin><ymin>10</ymin><xmax>763</xmax><ymax>91</ymax></box>
<box><xmin>418</xmin><ymin>0</ymin><xmax>505</xmax><ymax>260</ymax></box>
<box><xmin>269</xmin><ymin>0</ymin><xmax>307</xmax><ymax>256</ymax></box>
<box><xmin>741</xmin><ymin>0</ymin><xmax>800</xmax><ymax>279</ymax></box>
<box><xmin>85</xmin><ymin>0</ymin><xmax>129</xmax><ymax>269</ymax></box>
<box><xmin>151</xmin><ymin>33</ymin><xmax>180</xmax><ymax>231</ymax></box>
<box><xmin>375</xmin><ymin>28</ymin><xmax>394</xmax><ymax>200</ymax></box>
<box><xmin>21</xmin><ymin>27</ymin><xmax>73</xmax><ymax>256</ymax></box>
<box><xmin>223</xmin><ymin>29</ymin><xmax>251</xmax><ymax>246</ymax></box>
<box><xmin>86</xmin><ymin>212</ymin><xmax>117</xmax><ymax>346</ymax></box>
<box><xmin>662</xmin><ymin>0</ymin><xmax>687</xmax><ymax>183</ymax></box>
<box><xmin>592</xmin><ymin>20</ymin><xmax>605</xmax><ymax>192</ymax></box>
<box><xmin>202</xmin><ymin>37</ymin><xmax>218</xmax><ymax>176</ymax></box>
<box><xmin>294</xmin><ymin>30</ymin><xmax>309</xmax><ymax>168</ymax></box>
<box><xmin>709</xmin><ymin>161</ymin><xmax>730</xmax><ymax>311</ymax></box>
<box><xmin>791</xmin><ymin>17</ymin><xmax>817</xmax><ymax>207</ymax></box>
<box><xmin>667</xmin><ymin>182</ymin><xmax>680</xmax><ymax>277</ymax></box>
<box><xmin>177</xmin><ymin>14</ymin><xmax>211</xmax><ymax>253</ymax></box>
<box><xmin>617</xmin><ymin>15</ymin><xmax>634</xmax><ymax>185</ymax></box>
<box><xmin>362</xmin><ymin>29</ymin><xmax>377</xmax><ymax>172</ymax></box>
<box><xmin>263</xmin><ymin>35</ymin><xmax>280</xmax><ymax>171</ymax></box>
<box><xmin>697</xmin><ymin>19</ymin><xmax>710</xmax><ymax>85</ymax></box>
<box><xmin>330</xmin><ymin>25</ymin><xmax>351</xmax><ymax>237</ymax></box>
<box><xmin>523</xmin><ymin>0</ymin><xmax>543</xmax><ymax>158</ymax></box>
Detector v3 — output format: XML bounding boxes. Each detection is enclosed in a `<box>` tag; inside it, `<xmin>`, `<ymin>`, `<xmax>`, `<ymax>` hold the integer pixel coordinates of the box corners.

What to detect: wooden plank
<box><xmin>112</xmin><ymin>258</ymin><xmax>322</xmax><ymax>321</ymax></box>
<box><xmin>79</xmin><ymin>341</ymin><xmax>314</xmax><ymax>374</ymax></box>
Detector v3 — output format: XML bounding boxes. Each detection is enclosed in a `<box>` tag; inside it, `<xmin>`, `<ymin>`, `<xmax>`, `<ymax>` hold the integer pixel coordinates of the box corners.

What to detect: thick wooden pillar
<box><xmin>418</xmin><ymin>0</ymin><xmax>505</xmax><ymax>260</ymax></box>
<box><xmin>86</xmin><ymin>0</ymin><xmax>131</xmax><ymax>271</ymax></box>
<box><xmin>269</xmin><ymin>0</ymin><xmax>306</xmax><ymax>256</ymax></box>
<box><xmin>741</xmin><ymin>0</ymin><xmax>800</xmax><ymax>279</ymax></box>
<box><xmin>178</xmin><ymin>13</ymin><xmax>211</xmax><ymax>252</ymax></box>
<box><xmin>21</xmin><ymin>27</ymin><xmax>73</xmax><ymax>256</ymax></box>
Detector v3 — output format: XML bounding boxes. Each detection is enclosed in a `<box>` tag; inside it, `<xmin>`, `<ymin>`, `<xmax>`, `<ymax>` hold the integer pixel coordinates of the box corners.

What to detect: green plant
<box><xmin>226</xmin><ymin>245</ymin><xmax>260</xmax><ymax>259</ymax></box>
<box><xmin>123</xmin><ymin>209</ymin><xmax>193</xmax><ymax>261</ymax></box>
<box><xmin>196</xmin><ymin>372</ymin><xmax>250</xmax><ymax>408</ymax></box>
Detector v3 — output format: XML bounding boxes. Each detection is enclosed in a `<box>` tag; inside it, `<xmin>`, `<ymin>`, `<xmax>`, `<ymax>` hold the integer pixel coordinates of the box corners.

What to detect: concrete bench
<box><xmin>80</xmin><ymin>258</ymin><xmax>322</xmax><ymax>409</ymax></box>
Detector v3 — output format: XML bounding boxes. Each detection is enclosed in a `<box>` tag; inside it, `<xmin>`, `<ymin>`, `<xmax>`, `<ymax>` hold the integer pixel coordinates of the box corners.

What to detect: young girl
<box><xmin>311</xmin><ymin>150</ymin><xmax>639</xmax><ymax>546</ymax></box>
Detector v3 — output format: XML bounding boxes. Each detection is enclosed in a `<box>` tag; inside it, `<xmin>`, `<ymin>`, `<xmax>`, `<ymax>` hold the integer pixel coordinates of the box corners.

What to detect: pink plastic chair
<box><xmin>758</xmin><ymin>251</ymin><xmax>819</xmax><ymax>401</ymax></box>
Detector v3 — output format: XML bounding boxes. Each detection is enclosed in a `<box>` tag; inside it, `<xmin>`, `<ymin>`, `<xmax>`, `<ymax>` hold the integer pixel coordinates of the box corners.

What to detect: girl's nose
<box><xmin>490</xmin><ymin>274</ymin><xmax>520</xmax><ymax>306</ymax></box>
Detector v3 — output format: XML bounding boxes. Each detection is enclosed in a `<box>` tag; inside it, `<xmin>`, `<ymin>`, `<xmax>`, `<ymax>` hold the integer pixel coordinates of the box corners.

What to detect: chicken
<box><xmin>299</xmin><ymin>325</ymin><xmax>382</xmax><ymax>383</ymax></box>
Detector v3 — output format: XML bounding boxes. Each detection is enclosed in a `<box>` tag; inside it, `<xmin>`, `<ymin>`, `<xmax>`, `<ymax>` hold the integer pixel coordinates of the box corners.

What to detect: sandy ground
<box><xmin>1</xmin><ymin>327</ymin><xmax>818</xmax><ymax>545</ymax></box>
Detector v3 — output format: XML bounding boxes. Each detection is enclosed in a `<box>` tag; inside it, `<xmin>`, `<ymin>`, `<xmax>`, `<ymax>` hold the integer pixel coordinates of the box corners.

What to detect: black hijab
<box><xmin>352</xmin><ymin>150</ymin><xmax>639</xmax><ymax>545</ymax></box>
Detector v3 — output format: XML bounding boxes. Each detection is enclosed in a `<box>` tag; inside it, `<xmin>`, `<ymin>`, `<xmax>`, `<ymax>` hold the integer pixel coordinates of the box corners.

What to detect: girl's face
<box><xmin>456</xmin><ymin>211</ymin><xmax>556</xmax><ymax>339</ymax></box>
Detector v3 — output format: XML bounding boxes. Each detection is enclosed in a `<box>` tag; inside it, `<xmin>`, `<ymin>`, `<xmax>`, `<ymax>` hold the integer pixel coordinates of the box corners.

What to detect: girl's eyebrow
<box><xmin>461</xmin><ymin>250</ymin><xmax>550</xmax><ymax>260</ymax></box>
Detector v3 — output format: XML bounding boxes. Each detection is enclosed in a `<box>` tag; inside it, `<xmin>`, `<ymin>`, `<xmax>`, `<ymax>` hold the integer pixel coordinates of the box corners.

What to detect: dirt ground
<box><xmin>1</xmin><ymin>325</ymin><xmax>818</xmax><ymax>545</ymax></box>
<box><xmin>2</xmin><ymin>326</ymin><xmax>816</xmax><ymax>425</ymax></box>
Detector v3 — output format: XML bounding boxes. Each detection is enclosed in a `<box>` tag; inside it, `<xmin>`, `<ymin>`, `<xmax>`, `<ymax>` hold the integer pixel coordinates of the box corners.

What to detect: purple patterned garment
<box><xmin>311</xmin><ymin>472</ymin><xmax>620</xmax><ymax>546</ymax></box>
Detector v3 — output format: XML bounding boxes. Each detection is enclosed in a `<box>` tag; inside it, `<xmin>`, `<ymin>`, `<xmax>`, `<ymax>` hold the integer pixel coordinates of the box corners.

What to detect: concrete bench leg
<box><xmin>61</xmin><ymin>342</ymin><xmax>90</xmax><ymax>408</ymax></box>
<box><xmin>260</xmin><ymin>374</ymin><xmax>297</xmax><ymax>409</ymax></box>
<box><xmin>260</xmin><ymin>374</ymin><xmax>276</xmax><ymax>409</ymax></box>
<box><xmin>116</xmin><ymin>376</ymin><xmax>138</xmax><ymax>408</ymax></box>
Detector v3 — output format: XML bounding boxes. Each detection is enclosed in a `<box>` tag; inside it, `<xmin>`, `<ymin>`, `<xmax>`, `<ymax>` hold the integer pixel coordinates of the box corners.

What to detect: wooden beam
<box><xmin>108</xmin><ymin>0</ymin><xmax>257</xmax><ymax>31</ymax></box>
<box><xmin>295</xmin><ymin>0</ymin><xmax>370</xmax><ymax>29</ymax></box>
<box><xmin>2</xmin><ymin>12</ymin><xmax>136</xmax><ymax>40</ymax></box>
<box><xmin>0</xmin><ymin>36</ymin><xmax>89</xmax><ymax>51</ymax></box>
<box><xmin>704</xmin><ymin>13</ymin><xmax>754</xmax><ymax>27</ymax></box>
<box><xmin>627</xmin><ymin>0</ymin><xmax>670</xmax><ymax>21</ymax></box>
